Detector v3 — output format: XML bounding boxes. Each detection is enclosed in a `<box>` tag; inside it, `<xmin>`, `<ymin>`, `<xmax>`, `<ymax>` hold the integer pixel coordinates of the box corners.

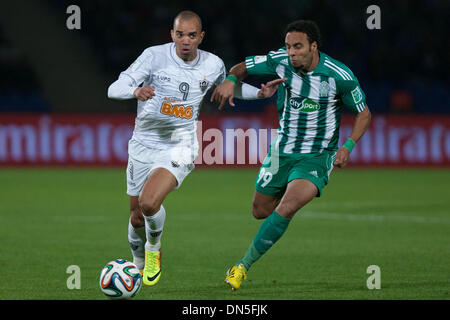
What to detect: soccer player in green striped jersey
<box><xmin>211</xmin><ymin>20</ymin><xmax>371</xmax><ymax>291</ymax></box>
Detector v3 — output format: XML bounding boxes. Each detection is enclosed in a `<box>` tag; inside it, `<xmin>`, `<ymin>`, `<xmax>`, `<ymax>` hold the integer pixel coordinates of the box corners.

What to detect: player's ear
<box><xmin>170</xmin><ymin>29</ymin><xmax>175</xmax><ymax>42</ymax></box>
<box><xmin>311</xmin><ymin>41</ymin><xmax>318</xmax><ymax>52</ymax></box>
<box><xmin>199</xmin><ymin>31</ymin><xmax>205</xmax><ymax>44</ymax></box>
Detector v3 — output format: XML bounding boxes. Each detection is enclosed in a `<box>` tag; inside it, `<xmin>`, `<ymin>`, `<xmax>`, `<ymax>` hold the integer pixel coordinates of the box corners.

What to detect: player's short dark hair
<box><xmin>174</xmin><ymin>10</ymin><xmax>203</xmax><ymax>31</ymax></box>
<box><xmin>285</xmin><ymin>20</ymin><xmax>321</xmax><ymax>47</ymax></box>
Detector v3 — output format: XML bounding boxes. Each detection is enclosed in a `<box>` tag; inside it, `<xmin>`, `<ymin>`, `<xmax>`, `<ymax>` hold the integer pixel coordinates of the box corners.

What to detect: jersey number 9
<box><xmin>179</xmin><ymin>82</ymin><xmax>190</xmax><ymax>101</ymax></box>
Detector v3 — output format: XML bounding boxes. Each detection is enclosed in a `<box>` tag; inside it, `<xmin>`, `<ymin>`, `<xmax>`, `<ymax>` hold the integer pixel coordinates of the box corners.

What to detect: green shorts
<box><xmin>255</xmin><ymin>149</ymin><xmax>336</xmax><ymax>197</ymax></box>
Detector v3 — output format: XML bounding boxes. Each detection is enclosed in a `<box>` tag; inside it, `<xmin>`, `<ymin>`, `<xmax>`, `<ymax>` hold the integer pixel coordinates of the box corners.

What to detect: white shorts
<box><xmin>126</xmin><ymin>139</ymin><xmax>196</xmax><ymax>196</ymax></box>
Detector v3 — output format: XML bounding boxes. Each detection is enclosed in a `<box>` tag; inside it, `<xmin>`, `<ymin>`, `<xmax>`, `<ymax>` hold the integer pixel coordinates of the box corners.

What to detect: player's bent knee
<box><xmin>252</xmin><ymin>201</ymin><xmax>271</xmax><ymax>220</ymax></box>
<box><xmin>130</xmin><ymin>211</ymin><xmax>144</xmax><ymax>228</ymax></box>
<box><xmin>276</xmin><ymin>201</ymin><xmax>303</xmax><ymax>219</ymax></box>
<box><xmin>138</xmin><ymin>196</ymin><xmax>161</xmax><ymax>216</ymax></box>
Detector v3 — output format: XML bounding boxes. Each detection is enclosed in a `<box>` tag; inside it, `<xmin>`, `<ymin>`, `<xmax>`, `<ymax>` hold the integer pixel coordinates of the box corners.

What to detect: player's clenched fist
<box><xmin>333</xmin><ymin>147</ymin><xmax>350</xmax><ymax>168</ymax></box>
<box><xmin>134</xmin><ymin>86</ymin><xmax>155</xmax><ymax>101</ymax></box>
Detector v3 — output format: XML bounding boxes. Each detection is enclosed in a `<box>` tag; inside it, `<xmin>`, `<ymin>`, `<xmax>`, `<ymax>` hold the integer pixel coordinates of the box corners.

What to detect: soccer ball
<box><xmin>99</xmin><ymin>259</ymin><xmax>142</xmax><ymax>299</ymax></box>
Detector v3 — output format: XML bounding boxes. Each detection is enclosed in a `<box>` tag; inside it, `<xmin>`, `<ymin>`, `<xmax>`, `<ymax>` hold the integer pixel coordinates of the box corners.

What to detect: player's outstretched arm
<box><xmin>234</xmin><ymin>78</ymin><xmax>287</xmax><ymax>100</ymax></box>
<box><xmin>210</xmin><ymin>62</ymin><xmax>248</xmax><ymax>110</ymax></box>
<box><xmin>257</xmin><ymin>78</ymin><xmax>287</xmax><ymax>98</ymax></box>
<box><xmin>334</xmin><ymin>105</ymin><xmax>371</xmax><ymax>168</ymax></box>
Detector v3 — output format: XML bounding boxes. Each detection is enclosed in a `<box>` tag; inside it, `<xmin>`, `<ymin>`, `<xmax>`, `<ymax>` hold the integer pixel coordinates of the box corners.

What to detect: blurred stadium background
<box><xmin>0</xmin><ymin>0</ymin><xmax>449</xmax><ymax>300</ymax></box>
<box><xmin>0</xmin><ymin>0</ymin><xmax>449</xmax><ymax>167</ymax></box>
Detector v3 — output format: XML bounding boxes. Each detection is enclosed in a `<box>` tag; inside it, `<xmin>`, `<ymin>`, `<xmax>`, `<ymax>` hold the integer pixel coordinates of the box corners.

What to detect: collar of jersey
<box><xmin>170</xmin><ymin>42</ymin><xmax>201</xmax><ymax>68</ymax></box>
<box><xmin>307</xmin><ymin>51</ymin><xmax>326</xmax><ymax>75</ymax></box>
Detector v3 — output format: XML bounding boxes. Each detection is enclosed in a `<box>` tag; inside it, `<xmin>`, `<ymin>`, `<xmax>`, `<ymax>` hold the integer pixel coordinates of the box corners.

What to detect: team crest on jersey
<box><xmin>319</xmin><ymin>81</ymin><xmax>330</xmax><ymax>98</ymax></box>
<box><xmin>199</xmin><ymin>78</ymin><xmax>209</xmax><ymax>92</ymax></box>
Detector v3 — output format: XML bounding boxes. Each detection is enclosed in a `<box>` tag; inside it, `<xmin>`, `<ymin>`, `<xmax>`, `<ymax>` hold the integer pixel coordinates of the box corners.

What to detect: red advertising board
<box><xmin>0</xmin><ymin>112</ymin><xmax>449</xmax><ymax>167</ymax></box>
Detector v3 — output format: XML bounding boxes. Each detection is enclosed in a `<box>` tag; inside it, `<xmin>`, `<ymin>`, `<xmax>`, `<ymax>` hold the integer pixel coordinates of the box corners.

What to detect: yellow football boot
<box><xmin>142</xmin><ymin>250</ymin><xmax>161</xmax><ymax>286</ymax></box>
<box><xmin>225</xmin><ymin>264</ymin><xmax>247</xmax><ymax>291</ymax></box>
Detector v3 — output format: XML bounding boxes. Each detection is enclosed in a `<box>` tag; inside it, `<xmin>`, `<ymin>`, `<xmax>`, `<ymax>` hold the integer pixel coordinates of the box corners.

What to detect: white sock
<box><xmin>143</xmin><ymin>205</ymin><xmax>166</xmax><ymax>252</ymax></box>
<box><xmin>128</xmin><ymin>218</ymin><xmax>146</xmax><ymax>269</ymax></box>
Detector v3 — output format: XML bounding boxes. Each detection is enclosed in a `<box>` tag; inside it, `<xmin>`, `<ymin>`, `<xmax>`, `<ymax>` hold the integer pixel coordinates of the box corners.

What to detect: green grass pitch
<box><xmin>0</xmin><ymin>167</ymin><xmax>449</xmax><ymax>300</ymax></box>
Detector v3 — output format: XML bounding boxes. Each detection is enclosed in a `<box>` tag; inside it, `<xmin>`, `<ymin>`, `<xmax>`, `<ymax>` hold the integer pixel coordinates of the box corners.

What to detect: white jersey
<box><xmin>120</xmin><ymin>42</ymin><xmax>226</xmax><ymax>155</ymax></box>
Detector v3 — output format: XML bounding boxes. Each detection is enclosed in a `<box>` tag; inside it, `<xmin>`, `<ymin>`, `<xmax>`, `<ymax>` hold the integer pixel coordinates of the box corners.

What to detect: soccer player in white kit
<box><xmin>107</xmin><ymin>10</ymin><xmax>285</xmax><ymax>286</ymax></box>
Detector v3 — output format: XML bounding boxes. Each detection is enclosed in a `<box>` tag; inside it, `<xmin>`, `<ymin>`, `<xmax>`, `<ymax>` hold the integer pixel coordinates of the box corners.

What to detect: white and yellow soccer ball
<box><xmin>99</xmin><ymin>259</ymin><xmax>142</xmax><ymax>299</ymax></box>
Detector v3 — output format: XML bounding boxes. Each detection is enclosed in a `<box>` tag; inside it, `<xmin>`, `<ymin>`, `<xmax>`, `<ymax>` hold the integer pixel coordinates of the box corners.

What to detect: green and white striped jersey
<box><xmin>245</xmin><ymin>48</ymin><xmax>366</xmax><ymax>154</ymax></box>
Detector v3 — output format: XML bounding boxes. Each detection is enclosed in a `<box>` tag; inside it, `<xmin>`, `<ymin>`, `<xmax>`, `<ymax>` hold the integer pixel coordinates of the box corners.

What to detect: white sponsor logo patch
<box><xmin>351</xmin><ymin>87</ymin><xmax>363</xmax><ymax>104</ymax></box>
<box><xmin>254</xmin><ymin>55</ymin><xmax>267</xmax><ymax>64</ymax></box>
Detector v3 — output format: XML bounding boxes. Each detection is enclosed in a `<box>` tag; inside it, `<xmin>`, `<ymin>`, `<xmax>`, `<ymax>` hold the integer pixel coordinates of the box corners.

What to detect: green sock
<box><xmin>238</xmin><ymin>211</ymin><xmax>291</xmax><ymax>271</ymax></box>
